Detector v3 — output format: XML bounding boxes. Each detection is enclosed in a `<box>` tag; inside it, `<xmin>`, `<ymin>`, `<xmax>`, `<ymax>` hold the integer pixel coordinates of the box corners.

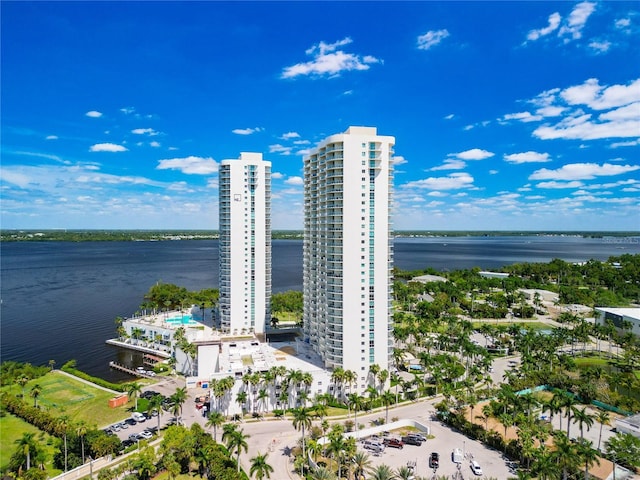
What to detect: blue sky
<box><xmin>1</xmin><ymin>1</ymin><xmax>639</xmax><ymax>231</ymax></box>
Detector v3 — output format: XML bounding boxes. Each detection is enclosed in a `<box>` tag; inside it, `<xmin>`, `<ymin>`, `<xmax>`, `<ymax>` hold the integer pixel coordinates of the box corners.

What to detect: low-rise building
<box><xmin>594</xmin><ymin>307</ymin><xmax>640</xmax><ymax>336</ymax></box>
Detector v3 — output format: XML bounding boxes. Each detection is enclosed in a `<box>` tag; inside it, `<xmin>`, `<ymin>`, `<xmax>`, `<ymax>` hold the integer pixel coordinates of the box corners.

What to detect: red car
<box><xmin>383</xmin><ymin>438</ymin><xmax>404</xmax><ymax>449</ymax></box>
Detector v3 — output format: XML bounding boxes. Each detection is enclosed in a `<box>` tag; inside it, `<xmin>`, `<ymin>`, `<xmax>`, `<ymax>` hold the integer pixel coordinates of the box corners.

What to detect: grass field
<box><xmin>0</xmin><ymin>413</ymin><xmax>61</xmax><ymax>477</ymax></box>
<box><xmin>2</xmin><ymin>371</ymin><xmax>136</xmax><ymax>428</ymax></box>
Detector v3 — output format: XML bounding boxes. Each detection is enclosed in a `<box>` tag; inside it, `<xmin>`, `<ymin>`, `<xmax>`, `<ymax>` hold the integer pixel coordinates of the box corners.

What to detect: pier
<box><xmin>109</xmin><ymin>361</ymin><xmax>155</xmax><ymax>378</ymax></box>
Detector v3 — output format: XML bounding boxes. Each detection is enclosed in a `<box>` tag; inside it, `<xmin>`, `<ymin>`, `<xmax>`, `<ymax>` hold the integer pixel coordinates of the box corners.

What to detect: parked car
<box><xmin>125</xmin><ymin>418</ymin><xmax>137</xmax><ymax>426</ymax></box>
<box><xmin>401</xmin><ymin>436</ymin><xmax>422</xmax><ymax>446</ymax></box>
<box><xmin>137</xmin><ymin>430</ymin><xmax>153</xmax><ymax>440</ymax></box>
<box><xmin>383</xmin><ymin>438</ymin><xmax>404</xmax><ymax>449</ymax></box>
<box><xmin>131</xmin><ymin>412</ymin><xmax>146</xmax><ymax>423</ymax></box>
<box><xmin>363</xmin><ymin>442</ymin><xmax>384</xmax><ymax>454</ymax></box>
<box><xmin>111</xmin><ymin>424</ymin><xmax>121</xmax><ymax>432</ymax></box>
<box><xmin>407</xmin><ymin>432</ymin><xmax>427</xmax><ymax>442</ymax></box>
<box><xmin>128</xmin><ymin>434</ymin><xmax>139</xmax><ymax>441</ymax></box>
<box><xmin>470</xmin><ymin>461</ymin><xmax>483</xmax><ymax>476</ymax></box>
<box><xmin>429</xmin><ymin>452</ymin><xmax>440</xmax><ymax>469</ymax></box>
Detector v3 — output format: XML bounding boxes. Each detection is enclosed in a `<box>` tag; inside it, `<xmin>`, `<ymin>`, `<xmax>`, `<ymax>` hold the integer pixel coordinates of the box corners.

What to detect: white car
<box><xmin>470</xmin><ymin>461</ymin><xmax>483</xmax><ymax>476</ymax></box>
<box><xmin>137</xmin><ymin>430</ymin><xmax>153</xmax><ymax>440</ymax></box>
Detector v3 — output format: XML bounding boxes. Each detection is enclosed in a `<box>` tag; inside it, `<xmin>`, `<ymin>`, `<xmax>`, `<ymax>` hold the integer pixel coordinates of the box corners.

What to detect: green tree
<box><xmin>249</xmin><ymin>452</ymin><xmax>274</xmax><ymax>480</ymax></box>
<box><xmin>595</xmin><ymin>410</ymin><xmax>610</xmax><ymax>452</ymax></box>
<box><xmin>170</xmin><ymin>387</ymin><xmax>187</xmax><ymax>420</ymax></box>
<box><xmin>206</xmin><ymin>411</ymin><xmax>226</xmax><ymax>443</ymax></box>
<box><xmin>30</xmin><ymin>384</ymin><xmax>42</xmax><ymax>408</ymax></box>
<box><xmin>127</xmin><ymin>383</ymin><xmax>142</xmax><ymax>410</ymax></box>
<box><xmin>222</xmin><ymin>424</ymin><xmax>250</xmax><ymax>473</ymax></box>
<box><xmin>291</xmin><ymin>406</ymin><xmax>313</xmax><ymax>471</ymax></box>
<box><xmin>605</xmin><ymin>432</ymin><xmax>640</xmax><ymax>471</ymax></box>
<box><xmin>147</xmin><ymin>393</ymin><xmax>164</xmax><ymax>431</ymax></box>
<box><xmin>368</xmin><ymin>464</ymin><xmax>395</xmax><ymax>480</ymax></box>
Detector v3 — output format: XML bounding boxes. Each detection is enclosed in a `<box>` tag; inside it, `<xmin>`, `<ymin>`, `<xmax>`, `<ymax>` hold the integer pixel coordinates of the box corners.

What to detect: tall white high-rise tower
<box><xmin>303</xmin><ymin>126</ymin><xmax>395</xmax><ymax>392</ymax></box>
<box><xmin>219</xmin><ymin>152</ymin><xmax>272</xmax><ymax>336</ymax></box>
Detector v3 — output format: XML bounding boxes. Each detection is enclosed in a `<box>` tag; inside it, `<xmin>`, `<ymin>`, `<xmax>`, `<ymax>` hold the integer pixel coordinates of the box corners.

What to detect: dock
<box><xmin>109</xmin><ymin>361</ymin><xmax>155</xmax><ymax>378</ymax></box>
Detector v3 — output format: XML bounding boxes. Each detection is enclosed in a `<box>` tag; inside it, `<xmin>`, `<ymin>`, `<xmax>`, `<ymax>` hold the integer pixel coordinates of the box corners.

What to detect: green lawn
<box><xmin>3</xmin><ymin>371</ymin><xmax>136</xmax><ymax>428</ymax></box>
<box><xmin>0</xmin><ymin>412</ymin><xmax>61</xmax><ymax>477</ymax></box>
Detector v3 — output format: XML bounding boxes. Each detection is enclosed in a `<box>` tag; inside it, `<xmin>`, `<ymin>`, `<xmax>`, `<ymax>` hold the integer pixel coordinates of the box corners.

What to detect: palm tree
<box><xmin>352</xmin><ymin>451</ymin><xmax>372</xmax><ymax>480</ymax></box>
<box><xmin>147</xmin><ymin>394</ymin><xmax>164</xmax><ymax>432</ymax></box>
<box><xmin>222</xmin><ymin>425</ymin><xmax>250</xmax><ymax>473</ymax></box>
<box><xmin>326</xmin><ymin>434</ymin><xmax>347</xmax><ymax>479</ymax></box>
<box><xmin>236</xmin><ymin>390</ymin><xmax>248</xmax><ymax>415</ymax></box>
<box><xmin>368</xmin><ymin>464</ymin><xmax>395</xmax><ymax>480</ymax></box>
<box><xmin>206</xmin><ymin>411</ymin><xmax>225</xmax><ymax>442</ymax></box>
<box><xmin>311</xmin><ymin>467</ymin><xmax>337</xmax><ymax>480</ymax></box>
<box><xmin>573</xmin><ymin>406</ymin><xmax>595</xmax><ymax>439</ymax></box>
<box><xmin>380</xmin><ymin>390</ymin><xmax>395</xmax><ymax>424</ymax></box>
<box><xmin>14</xmin><ymin>432</ymin><xmax>36</xmax><ymax>472</ymax></box>
<box><xmin>291</xmin><ymin>406</ymin><xmax>313</xmax><ymax>469</ymax></box>
<box><xmin>575</xmin><ymin>438</ymin><xmax>600</xmax><ymax>480</ymax></box>
<box><xmin>76</xmin><ymin>421</ymin><xmax>88</xmax><ymax>464</ymax></box>
<box><xmin>396</xmin><ymin>465</ymin><xmax>415</xmax><ymax>480</ymax></box>
<box><xmin>127</xmin><ymin>383</ymin><xmax>142</xmax><ymax>410</ymax></box>
<box><xmin>551</xmin><ymin>431</ymin><xmax>578</xmax><ymax>480</ymax></box>
<box><xmin>249</xmin><ymin>452</ymin><xmax>274</xmax><ymax>480</ymax></box>
<box><xmin>595</xmin><ymin>410</ymin><xmax>610</xmax><ymax>451</ymax></box>
<box><xmin>57</xmin><ymin>415</ymin><xmax>70</xmax><ymax>472</ymax></box>
<box><xmin>348</xmin><ymin>394</ymin><xmax>365</xmax><ymax>432</ymax></box>
<box><xmin>30</xmin><ymin>384</ymin><xmax>42</xmax><ymax>408</ymax></box>
<box><xmin>170</xmin><ymin>386</ymin><xmax>187</xmax><ymax>420</ymax></box>
<box><xmin>16</xmin><ymin>376</ymin><xmax>29</xmax><ymax>397</ymax></box>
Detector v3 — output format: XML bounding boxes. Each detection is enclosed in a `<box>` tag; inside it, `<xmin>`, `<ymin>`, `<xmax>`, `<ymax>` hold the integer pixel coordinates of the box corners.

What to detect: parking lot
<box><xmin>361</xmin><ymin>417</ymin><xmax>514</xmax><ymax>479</ymax></box>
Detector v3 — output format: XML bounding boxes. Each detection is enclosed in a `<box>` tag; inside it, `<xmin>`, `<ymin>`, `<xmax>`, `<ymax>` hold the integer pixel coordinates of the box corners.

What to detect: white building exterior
<box><xmin>303</xmin><ymin>126</ymin><xmax>395</xmax><ymax>393</ymax></box>
<box><xmin>219</xmin><ymin>152</ymin><xmax>272</xmax><ymax>336</ymax></box>
<box><xmin>594</xmin><ymin>307</ymin><xmax>640</xmax><ymax>336</ymax></box>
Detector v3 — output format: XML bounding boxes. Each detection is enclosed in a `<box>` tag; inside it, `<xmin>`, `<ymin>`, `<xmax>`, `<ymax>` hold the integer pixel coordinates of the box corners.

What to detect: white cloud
<box><xmin>85</xmin><ymin>110</ymin><xmax>103</xmax><ymax>118</ymax></box>
<box><xmin>589</xmin><ymin>41</ymin><xmax>611</xmax><ymax>53</ymax></box>
<box><xmin>530</xmin><ymin>162</ymin><xmax>640</xmax><ymax>181</ymax></box>
<box><xmin>45</xmin><ymin>135</ymin><xmax>58</xmax><ymax>140</ymax></box>
<box><xmin>430</xmin><ymin>159</ymin><xmax>466</xmax><ymax>171</ymax></box>
<box><xmin>502</xmin><ymin>111</ymin><xmax>543</xmax><ymax>123</ymax></box>
<box><xmin>293</xmin><ymin>139</ymin><xmax>310</xmax><ymax>145</ymax></box>
<box><xmin>232</xmin><ymin>127</ymin><xmax>262</xmax><ymax>135</ymax></box>
<box><xmin>280</xmin><ymin>132</ymin><xmax>300</xmax><ymax>140</ymax></box>
<box><xmin>285</xmin><ymin>176</ymin><xmax>303</xmax><ymax>186</ymax></box>
<box><xmin>463</xmin><ymin>125</ymin><xmax>474</xmax><ymax>131</ymax></box>
<box><xmin>558</xmin><ymin>1</ymin><xmax>596</xmax><ymax>41</ymax></box>
<box><xmin>416</xmin><ymin>29</ymin><xmax>450</xmax><ymax>50</ymax></box>
<box><xmin>120</xmin><ymin>107</ymin><xmax>136</xmax><ymax>115</ymax></box>
<box><xmin>156</xmin><ymin>156</ymin><xmax>218</xmax><ymax>175</ymax></box>
<box><xmin>615</xmin><ymin>18</ymin><xmax>631</xmax><ymax>28</ymax></box>
<box><xmin>150</xmin><ymin>141</ymin><xmax>161</xmax><ymax>148</ymax></box>
<box><xmin>391</xmin><ymin>156</ymin><xmax>407</xmax><ymax>166</ymax></box>
<box><xmin>89</xmin><ymin>143</ymin><xmax>128</xmax><ymax>152</ymax></box>
<box><xmin>610</xmin><ymin>139</ymin><xmax>640</xmax><ymax>148</ymax></box>
<box><xmin>515</xmin><ymin>77</ymin><xmax>640</xmax><ymax>141</ymax></box>
<box><xmin>504</xmin><ymin>151</ymin><xmax>551</xmax><ymax>164</ymax></box>
<box><xmin>444</xmin><ymin>114</ymin><xmax>455</xmax><ymax>120</ymax></box>
<box><xmin>527</xmin><ymin>12</ymin><xmax>562</xmax><ymax>41</ymax></box>
<box><xmin>536</xmin><ymin>180</ymin><xmax>585</xmax><ymax>189</ymax></box>
<box><xmin>535</xmin><ymin>106</ymin><xmax>566</xmax><ymax>117</ymax></box>
<box><xmin>281</xmin><ymin>37</ymin><xmax>382</xmax><ymax>79</ymax></box>
<box><xmin>402</xmin><ymin>172</ymin><xmax>475</xmax><ymax>190</ymax></box>
<box><xmin>450</xmin><ymin>148</ymin><xmax>494</xmax><ymax>160</ymax></box>
<box><xmin>132</xmin><ymin>128</ymin><xmax>160</xmax><ymax>136</ymax></box>
<box><xmin>269</xmin><ymin>144</ymin><xmax>293</xmax><ymax>155</ymax></box>
<box><xmin>271</xmin><ymin>172</ymin><xmax>284</xmax><ymax>179</ymax></box>
<box><xmin>343</xmin><ymin>90</ymin><xmax>353</xmax><ymax>96</ymax></box>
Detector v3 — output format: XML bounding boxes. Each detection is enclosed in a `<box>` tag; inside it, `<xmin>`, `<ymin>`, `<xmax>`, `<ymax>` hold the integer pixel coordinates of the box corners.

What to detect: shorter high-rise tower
<box><xmin>303</xmin><ymin>127</ymin><xmax>395</xmax><ymax>392</ymax></box>
<box><xmin>218</xmin><ymin>152</ymin><xmax>272</xmax><ymax>336</ymax></box>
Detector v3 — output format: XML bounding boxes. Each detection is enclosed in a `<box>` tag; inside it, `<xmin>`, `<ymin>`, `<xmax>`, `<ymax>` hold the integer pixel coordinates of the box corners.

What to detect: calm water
<box><xmin>1</xmin><ymin>236</ymin><xmax>638</xmax><ymax>381</ymax></box>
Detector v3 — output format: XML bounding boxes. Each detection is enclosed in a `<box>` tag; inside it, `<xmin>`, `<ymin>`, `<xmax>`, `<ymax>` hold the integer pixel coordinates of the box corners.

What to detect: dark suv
<box><xmin>429</xmin><ymin>452</ymin><xmax>440</xmax><ymax>469</ymax></box>
<box><xmin>401</xmin><ymin>436</ymin><xmax>422</xmax><ymax>446</ymax></box>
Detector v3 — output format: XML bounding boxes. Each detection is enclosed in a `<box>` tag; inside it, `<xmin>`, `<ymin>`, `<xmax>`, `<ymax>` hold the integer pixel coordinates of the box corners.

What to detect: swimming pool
<box><xmin>166</xmin><ymin>314</ymin><xmax>198</xmax><ymax>325</ymax></box>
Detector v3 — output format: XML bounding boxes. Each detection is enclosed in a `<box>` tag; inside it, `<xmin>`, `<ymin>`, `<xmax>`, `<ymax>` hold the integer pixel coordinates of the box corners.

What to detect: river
<box><xmin>1</xmin><ymin>235</ymin><xmax>637</xmax><ymax>380</ymax></box>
